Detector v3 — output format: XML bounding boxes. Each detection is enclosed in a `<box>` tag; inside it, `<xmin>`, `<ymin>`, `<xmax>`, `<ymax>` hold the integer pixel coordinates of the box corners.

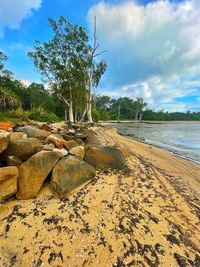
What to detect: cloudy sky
<box><xmin>0</xmin><ymin>0</ymin><xmax>200</xmax><ymax>112</ymax></box>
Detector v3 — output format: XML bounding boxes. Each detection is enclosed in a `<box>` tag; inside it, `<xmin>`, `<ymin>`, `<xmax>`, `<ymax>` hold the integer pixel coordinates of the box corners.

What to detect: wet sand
<box><xmin>0</xmin><ymin>127</ymin><xmax>200</xmax><ymax>267</ymax></box>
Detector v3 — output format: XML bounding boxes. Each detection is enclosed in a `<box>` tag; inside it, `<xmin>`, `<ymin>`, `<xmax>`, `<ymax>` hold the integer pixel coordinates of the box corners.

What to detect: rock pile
<box><xmin>0</xmin><ymin>121</ymin><xmax>126</xmax><ymax>203</ymax></box>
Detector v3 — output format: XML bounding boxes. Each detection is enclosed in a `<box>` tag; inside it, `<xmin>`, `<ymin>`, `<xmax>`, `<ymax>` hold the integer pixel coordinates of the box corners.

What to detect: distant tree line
<box><xmin>92</xmin><ymin>95</ymin><xmax>200</xmax><ymax>121</ymax></box>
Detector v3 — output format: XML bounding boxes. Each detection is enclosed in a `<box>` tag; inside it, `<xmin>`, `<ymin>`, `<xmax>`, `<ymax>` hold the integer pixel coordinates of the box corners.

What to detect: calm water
<box><xmin>112</xmin><ymin>122</ymin><xmax>200</xmax><ymax>165</ymax></box>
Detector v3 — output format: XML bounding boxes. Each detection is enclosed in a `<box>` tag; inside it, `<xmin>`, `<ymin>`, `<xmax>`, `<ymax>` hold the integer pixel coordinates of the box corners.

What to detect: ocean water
<box><xmin>111</xmin><ymin>122</ymin><xmax>200</xmax><ymax>165</ymax></box>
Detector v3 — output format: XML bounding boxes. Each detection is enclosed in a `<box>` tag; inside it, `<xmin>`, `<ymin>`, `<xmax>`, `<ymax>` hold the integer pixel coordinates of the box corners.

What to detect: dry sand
<box><xmin>0</xmin><ymin>127</ymin><xmax>200</xmax><ymax>267</ymax></box>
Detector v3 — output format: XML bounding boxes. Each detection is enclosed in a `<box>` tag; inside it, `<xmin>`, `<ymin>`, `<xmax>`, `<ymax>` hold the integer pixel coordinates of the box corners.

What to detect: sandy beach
<box><xmin>0</xmin><ymin>126</ymin><xmax>200</xmax><ymax>267</ymax></box>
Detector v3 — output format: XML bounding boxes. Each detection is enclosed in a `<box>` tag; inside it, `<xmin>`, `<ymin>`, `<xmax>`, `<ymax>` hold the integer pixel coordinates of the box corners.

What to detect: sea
<box><xmin>111</xmin><ymin>122</ymin><xmax>200</xmax><ymax>165</ymax></box>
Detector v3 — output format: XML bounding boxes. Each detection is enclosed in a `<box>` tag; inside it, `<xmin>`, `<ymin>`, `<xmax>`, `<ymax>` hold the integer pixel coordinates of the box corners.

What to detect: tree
<box><xmin>0</xmin><ymin>51</ymin><xmax>20</xmax><ymax>109</ymax></box>
<box><xmin>29</xmin><ymin>16</ymin><xmax>106</xmax><ymax>123</ymax></box>
<box><xmin>133</xmin><ymin>97</ymin><xmax>146</xmax><ymax>120</ymax></box>
<box><xmin>29</xmin><ymin>17</ymin><xmax>90</xmax><ymax>122</ymax></box>
<box><xmin>85</xmin><ymin>17</ymin><xmax>107</xmax><ymax>122</ymax></box>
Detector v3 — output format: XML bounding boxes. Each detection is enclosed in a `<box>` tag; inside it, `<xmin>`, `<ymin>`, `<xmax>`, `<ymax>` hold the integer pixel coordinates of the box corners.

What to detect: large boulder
<box><xmin>0</xmin><ymin>131</ymin><xmax>10</xmax><ymax>153</ymax></box>
<box><xmin>0</xmin><ymin>166</ymin><xmax>18</xmax><ymax>203</ymax></box>
<box><xmin>69</xmin><ymin>146</ymin><xmax>85</xmax><ymax>159</ymax></box>
<box><xmin>16</xmin><ymin>151</ymin><xmax>61</xmax><ymax>200</ymax></box>
<box><xmin>50</xmin><ymin>156</ymin><xmax>96</xmax><ymax>198</ymax></box>
<box><xmin>86</xmin><ymin>131</ymin><xmax>101</xmax><ymax>146</ymax></box>
<box><xmin>45</xmin><ymin>134</ymin><xmax>67</xmax><ymax>149</ymax></box>
<box><xmin>84</xmin><ymin>146</ymin><xmax>126</xmax><ymax>170</ymax></box>
<box><xmin>0</xmin><ymin>166</ymin><xmax>18</xmax><ymax>182</ymax></box>
<box><xmin>16</xmin><ymin>125</ymin><xmax>50</xmax><ymax>140</ymax></box>
<box><xmin>0</xmin><ymin>138</ymin><xmax>42</xmax><ymax>161</ymax></box>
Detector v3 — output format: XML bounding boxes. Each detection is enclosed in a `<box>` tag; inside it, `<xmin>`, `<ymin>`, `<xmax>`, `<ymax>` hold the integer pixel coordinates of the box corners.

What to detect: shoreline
<box><xmin>0</xmin><ymin>125</ymin><xmax>200</xmax><ymax>266</ymax></box>
<box><xmin>100</xmin><ymin>121</ymin><xmax>200</xmax><ymax>166</ymax></box>
<box><xmin>96</xmin><ymin>127</ymin><xmax>200</xmax><ymax>203</ymax></box>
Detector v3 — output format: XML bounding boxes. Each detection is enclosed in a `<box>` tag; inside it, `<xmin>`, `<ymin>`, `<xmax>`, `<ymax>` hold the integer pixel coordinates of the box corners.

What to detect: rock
<box><xmin>0</xmin><ymin>122</ymin><xmax>14</xmax><ymax>131</ymax></box>
<box><xmin>42</xmin><ymin>143</ymin><xmax>55</xmax><ymax>151</ymax></box>
<box><xmin>16</xmin><ymin>125</ymin><xmax>50</xmax><ymax>140</ymax></box>
<box><xmin>64</xmin><ymin>128</ymin><xmax>76</xmax><ymax>135</ymax></box>
<box><xmin>0</xmin><ymin>131</ymin><xmax>10</xmax><ymax>153</ymax></box>
<box><xmin>50</xmin><ymin>155</ymin><xmax>96</xmax><ymax>198</ymax></box>
<box><xmin>61</xmin><ymin>133</ymin><xmax>74</xmax><ymax>141</ymax></box>
<box><xmin>84</xmin><ymin>146</ymin><xmax>126</xmax><ymax>170</ymax></box>
<box><xmin>41</xmin><ymin>123</ymin><xmax>52</xmax><ymax>132</ymax></box>
<box><xmin>64</xmin><ymin>140</ymin><xmax>79</xmax><ymax>150</ymax></box>
<box><xmin>69</xmin><ymin>146</ymin><xmax>85</xmax><ymax>159</ymax></box>
<box><xmin>75</xmin><ymin>132</ymin><xmax>88</xmax><ymax>139</ymax></box>
<box><xmin>0</xmin><ymin>176</ymin><xmax>17</xmax><ymax>203</ymax></box>
<box><xmin>7</xmin><ymin>156</ymin><xmax>23</xmax><ymax>167</ymax></box>
<box><xmin>53</xmin><ymin>148</ymin><xmax>68</xmax><ymax>157</ymax></box>
<box><xmin>86</xmin><ymin>131</ymin><xmax>101</xmax><ymax>146</ymax></box>
<box><xmin>10</xmin><ymin>132</ymin><xmax>27</xmax><ymax>141</ymax></box>
<box><xmin>0</xmin><ymin>166</ymin><xmax>18</xmax><ymax>182</ymax></box>
<box><xmin>45</xmin><ymin>134</ymin><xmax>67</xmax><ymax>149</ymax></box>
<box><xmin>16</xmin><ymin>151</ymin><xmax>61</xmax><ymax>200</ymax></box>
<box><xmin>0</xmin><ymin>138</ymin><xmax>42</xmax><ymax>161</ymax></box>
<box><xmin>75</xmin><ymin>138</ymin><xmax>85</xmax><ymax>146</ymax></box>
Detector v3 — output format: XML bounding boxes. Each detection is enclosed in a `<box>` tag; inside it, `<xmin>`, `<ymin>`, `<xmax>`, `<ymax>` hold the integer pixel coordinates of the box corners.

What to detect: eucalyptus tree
<box><xmin>28</xmin><ymin>16</ymin><xmax>90</xmax><ymax>122</ymax></box>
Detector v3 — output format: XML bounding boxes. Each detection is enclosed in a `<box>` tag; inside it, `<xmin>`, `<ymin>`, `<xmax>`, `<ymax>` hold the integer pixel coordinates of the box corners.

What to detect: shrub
<box><xmin>28</xmin><ymin>109</ymin><xmax>59</xmax><ymax>122</ymax></box>
<box><xmin>92</xmin><ymin>109</ymin><xmax>100</xmax><ymax>122</ymax></box>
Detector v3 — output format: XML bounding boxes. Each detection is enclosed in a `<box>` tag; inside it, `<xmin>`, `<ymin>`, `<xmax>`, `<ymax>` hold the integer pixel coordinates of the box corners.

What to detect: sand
<box><xmin>0</xmin><ymin>127</ymin><xmax>200</xmax><ymax>267</ymax></box>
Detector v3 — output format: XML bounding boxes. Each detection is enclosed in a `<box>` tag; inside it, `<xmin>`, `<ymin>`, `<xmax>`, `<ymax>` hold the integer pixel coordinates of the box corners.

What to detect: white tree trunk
<box><xmin>87</xmin><ymin>73</ymin><xmax>93</xmax><ymax>123</ymax></box>
<box><xmin>80</xmin><ymin>106</ymin><xmax>87</xmax><ymax>122</ymax></box>
<box><xmin>68</xmin><ymin>86</ymin><xmax>74</xmax><ymax>123</ymax></box>
<box><xmin>68</xmin><ymin>100</ymin><xmax>74</xmax><ymax>123</ymax></box>
<box><xmin>64</xmin><ymin>108</ymin><xmax>68</xmax><ymax>121</ymax></box>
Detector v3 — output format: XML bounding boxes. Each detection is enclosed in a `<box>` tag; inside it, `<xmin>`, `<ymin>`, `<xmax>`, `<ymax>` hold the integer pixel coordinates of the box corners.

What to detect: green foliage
<box><xmin>28</xmin><ymin>107</ymin><xmax>59</xmax><ymax>122</ymax></box>
<box><xmin>92</xmin><ymin>109</ymin><xmax>100</xmax><ymax>122</ymax></box>
<box><xmin>0</xmin><ymin>85</ymin><xmax>21</xmax><ymax>110</ymax></box>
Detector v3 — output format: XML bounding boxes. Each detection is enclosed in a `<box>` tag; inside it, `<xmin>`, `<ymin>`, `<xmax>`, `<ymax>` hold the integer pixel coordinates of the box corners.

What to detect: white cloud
<box><xmin>20</xmin><ymin>79</ymin><xmax>31</xmax><ymax>87</ymax></box>
<box><xmin>88</xmin><ymin>0</ymin><xmax>200</xmax><ymax>111</ymax></box>
<box><xmin>0</xmin><ymin>0</ymin><xmax>41</xmax><ymax>37</ymax></box>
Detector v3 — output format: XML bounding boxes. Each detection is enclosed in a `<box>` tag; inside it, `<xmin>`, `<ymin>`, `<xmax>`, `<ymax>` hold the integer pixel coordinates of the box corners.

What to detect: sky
<box><xmin>0</xmin><ymin>0</ymin><xmax>200</xmax><ymax>112</ymax></box>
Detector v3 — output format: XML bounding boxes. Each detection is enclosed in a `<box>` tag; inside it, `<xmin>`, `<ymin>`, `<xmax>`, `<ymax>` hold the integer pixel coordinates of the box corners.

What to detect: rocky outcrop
<box><xmin>0</xmin><ymin>166</ymin><xmax>18</xmax><ymax>203</ymax></box>
<box><xmin>0</xmin><ymin>131</ymin><xmax>10</xmax><ymax>153</ymax></box>
<box><xmin>50</xmin><ymin>156</ymin><xmax>96</xmax><ymax>198</ymax></box>
<box><xmin>69</xmin><ymin>146</ymin><xmax>85</xmax><ymax>159</ymax></box>
<box><xmin>0</xmin><ymin>138</ymin><xmax>42</xmax><ymax>161</ymax></box>
<box><xmin>84</xmin><ymin>146</ymin><xmax>126</xmax><ymax>170</ymax></box>
<box><xmin>16</xmin><ymin>125</ymin><xmax>50</xmax><ymax>140</ymax></box>
<box><xmin>16</xmin><ymin>151</ymin><xmax>61</xmax><ymax>200</ymax></box>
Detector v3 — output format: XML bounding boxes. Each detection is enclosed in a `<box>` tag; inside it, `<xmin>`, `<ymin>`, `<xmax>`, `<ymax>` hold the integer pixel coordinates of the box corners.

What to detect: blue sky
<box><xmin>0</xmin><ymin>0</ymin><xmax>200</xmax><ymax>112</ymax></box>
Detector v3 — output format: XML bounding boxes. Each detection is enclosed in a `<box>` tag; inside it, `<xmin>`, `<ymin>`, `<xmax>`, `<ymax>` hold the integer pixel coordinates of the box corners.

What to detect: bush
<box><xmin>28</xmin><ymin>109</ymin><xmax>59</xmax><ymax>122</ymax></box>
<box><xmin>92</xmin><ymin>109</ymin><xmax>100</xmax><ymax>122</ymax></box>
